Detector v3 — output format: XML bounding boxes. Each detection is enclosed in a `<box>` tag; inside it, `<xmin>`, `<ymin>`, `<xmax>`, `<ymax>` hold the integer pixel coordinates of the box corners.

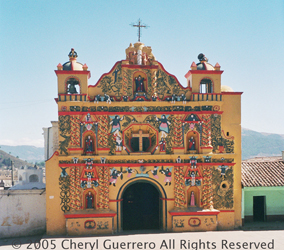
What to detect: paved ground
<box><xmin>1</xmin><ymin>221</ymin><xmax>284</xmax><ymax>250</ymax></box>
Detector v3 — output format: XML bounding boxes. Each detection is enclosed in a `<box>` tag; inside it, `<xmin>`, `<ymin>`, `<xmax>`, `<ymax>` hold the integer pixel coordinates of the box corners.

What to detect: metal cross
<box><xmin>131</xmin><ymin>19</ymin><xmax>148</xmax><ymax>42</ymax></box>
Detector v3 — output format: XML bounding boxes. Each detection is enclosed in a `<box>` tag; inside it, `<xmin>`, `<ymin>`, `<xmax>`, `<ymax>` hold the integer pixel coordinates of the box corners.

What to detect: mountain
<box><xmin>0</xmin><ymin>150</ymin><xmax>33</xmax><ymax>169</ymax></box>
<box><xmin>242</xmin><ymin>128</ymin><xmax>284</xmax><ymax>160</ymax></box>
<box><xmin>0</xmin><ymin>145</ymin><xmax>44</xmax><ymax>163</ymax></box>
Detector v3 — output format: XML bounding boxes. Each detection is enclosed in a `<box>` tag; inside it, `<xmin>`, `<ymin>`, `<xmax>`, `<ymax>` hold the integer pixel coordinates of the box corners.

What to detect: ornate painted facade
<box><xmin>46</xmin><ymin>44</ymin><xmax>242</xmax><ymax>235</ymax></box>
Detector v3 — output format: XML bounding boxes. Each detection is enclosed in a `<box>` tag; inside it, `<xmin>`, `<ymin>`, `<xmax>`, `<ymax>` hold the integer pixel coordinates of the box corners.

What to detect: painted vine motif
<box><xmin>211</xmin><ymin>115</ymin><xmax>234</xmax><ymax>153</ymax></box>
<box><xmin>59</xmin><ymin>115</ymin><xmax>71</xmax><ymax>155</ymax></box>
<box><xmin>97</xmin><ymin>64</ymin><xmax>123</xmax><ymax>96</ymax></box>
<box><xmin>59</xmin><ymin>174</ymin><xmax>70</xmax><ymax>212</ymax></box>
<box><xmin>212</xmin><ymin>166</ymin><xmax>234</xmax><ymax>209</ymax></box>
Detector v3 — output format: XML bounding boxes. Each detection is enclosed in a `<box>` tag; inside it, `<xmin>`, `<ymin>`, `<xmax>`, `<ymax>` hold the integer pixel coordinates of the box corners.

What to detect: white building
<box><xmin>9</xmin><ymin>166</ymin><xmax>45</xmax><ymax>190</ymax></box>
<box><xmin>42</xmin><ymin>121</ymin><xmax>59</xmax><ymax>161</ymax></box>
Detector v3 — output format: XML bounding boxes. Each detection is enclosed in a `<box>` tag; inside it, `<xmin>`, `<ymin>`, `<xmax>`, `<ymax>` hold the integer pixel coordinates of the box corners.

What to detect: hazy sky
<box><xmin>1</xmin><ymin>0</ymin><xmax>284</xmax><ymax>147</ymax></box>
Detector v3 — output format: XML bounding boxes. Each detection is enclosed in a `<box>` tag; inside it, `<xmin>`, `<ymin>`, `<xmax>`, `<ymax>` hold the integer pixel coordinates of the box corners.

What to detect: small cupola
<box><xmin>62</xmin><ymin>48</ymin><xmax>84</xmax><ymax>71</ymax></box>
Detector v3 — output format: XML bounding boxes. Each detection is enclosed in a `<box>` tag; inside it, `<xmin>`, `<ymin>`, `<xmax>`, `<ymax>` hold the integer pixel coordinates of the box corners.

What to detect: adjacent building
<box><xmin>242</xmin><ymin>154</ymin><xmax>284</xmax><ymax>223</ymax></box>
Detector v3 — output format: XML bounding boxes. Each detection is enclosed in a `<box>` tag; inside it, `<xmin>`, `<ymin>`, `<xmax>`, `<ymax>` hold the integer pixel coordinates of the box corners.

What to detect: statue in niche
<box><xmin>135</xmin><ymin>75</ymin><xmax>145</xmax><ymax>92</ymax></box>
<box><xmin>86</xmin><ymin>192</ymin><xmax>94</xmax><ymax>209</ymax></box>
<box><xmin>189</xmin><ymin>137</ymin><xmax>196</xmax><ymax>150</ymax></box>
<box><xmin>67</xmin><ymin>78</ymin><xmax>79</xmax><ymax>94</ymax></box>
<box><xmin>189</xmin><ymin>191</ymin><xmax>196</xmax><ymax>206</ymax></box>
<box><xmin>85</xmin><ymin>135</ymin><xmax>93</xmax><ymax>153</ymax></box>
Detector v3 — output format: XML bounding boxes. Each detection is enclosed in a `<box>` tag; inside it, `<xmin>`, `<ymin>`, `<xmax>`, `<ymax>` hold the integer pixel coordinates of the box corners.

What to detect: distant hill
<box><xmin>242</xmin><ymin>128</ymin><xmax>284</xmax><ymax>160</ymax></box>
<box><xmin>0</xmin><ymin>150</ymin><xmax>33</xmax><ymax>169</ymax></box>
<box><xmin>0</xmin><ymin>145</ymin><xmax>44</xmax><ymax>163</ymax></box>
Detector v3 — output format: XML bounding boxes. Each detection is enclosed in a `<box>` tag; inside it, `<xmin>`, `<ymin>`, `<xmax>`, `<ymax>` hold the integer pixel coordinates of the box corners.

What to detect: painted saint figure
<box><xmin>190</xmin><ymin>171</ymin><xmax>196</xmax><ymax>186</ymax></box>
<box><xmin>189</xmin><ymin>191</ymin><xmax>195</xmax><ymax>206</ymax></box>
<box><xmin>189</xmin><ymin>137</ymin><xmax>196</xmax><ymax>150</ymax></box>
<box><xmin>85</xmin><ymin>136</ymin><xmax>93</xmax><ymax>153</ymax></box>
<box><xmin>135</xmin><ymin>75</ymin><xmax>145</xmax><ymax>92</ymax></box>
<box><xmin>156</xmin><ymin>115</ymin><xmax>171</xmax><ymax>138</ymax></box>
<box><xmin>110</xmin><ymin>115</ymin><xmax>124</xmax><ymax>136</ymax></box>
<box><xmin>86</xmin><ymin>192</ymin><xmax>94</xmax><ymax>209</ymax></box>
<box><xmin>86</xmin><ymin>113</ymin><xmax>92</xmax><ymax>122</ymax></box>
<box><xmin>159</xmin><ymin>138</ymin><xmax>166</xmax><ymax>152</ymax></box>
<box><xmin>116</xmin><ymin>136</ymin><xmax>123</xmax><ymax>151</ymax></box>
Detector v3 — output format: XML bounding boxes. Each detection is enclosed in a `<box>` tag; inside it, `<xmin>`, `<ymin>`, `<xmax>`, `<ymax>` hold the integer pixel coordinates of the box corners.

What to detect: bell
<box><xmin>68</xmin><ymin>83</ymin><xmax>78</xmax><ymax>94</ymax></box>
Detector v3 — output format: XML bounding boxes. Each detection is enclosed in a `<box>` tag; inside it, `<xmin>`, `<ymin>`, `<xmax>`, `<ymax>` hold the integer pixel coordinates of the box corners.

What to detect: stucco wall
<box><xmin>243</xmin><ymin>186</ymin><xmax>284</xmax><ymax>217</ymax></box>
<box><xmin>0</xmin><ymin>190</ymin><xmax>46</xmax><ymax>238</ymax></box>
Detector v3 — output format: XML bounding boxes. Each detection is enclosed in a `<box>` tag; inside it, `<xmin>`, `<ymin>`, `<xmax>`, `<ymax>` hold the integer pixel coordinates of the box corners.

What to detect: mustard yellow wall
<box><xmin>57</xmin><ymin>74</ymin><xmax>88</xmax><ymax>95</ymax></box>
<box><xmin>46</xmin><ymin>153</ymin><xmax>66</xmax><ymax>235</ymax></box>
<box><xmin>190</xmin><ymin>74</ymin><xmax>222</xmax><ymax>93</ymax></box>
<box><xmin>222</xmin><ymin>94</ymin><xmax>242</xmax><ymax>228</ymax></box>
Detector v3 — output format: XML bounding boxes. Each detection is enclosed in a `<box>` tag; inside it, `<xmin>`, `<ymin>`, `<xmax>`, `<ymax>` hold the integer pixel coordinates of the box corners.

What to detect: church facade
<box><xmin>46</xmin><ymin>43</ymin><xmax>242</xmax><ymax>235</ymax></box>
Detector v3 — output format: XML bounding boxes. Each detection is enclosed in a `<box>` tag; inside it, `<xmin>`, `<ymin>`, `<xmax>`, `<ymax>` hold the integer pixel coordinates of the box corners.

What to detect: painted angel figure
<box><xmin>109</xmin><ymin>168</ymin><xmax>122</xmax><ymax>187</ymax></box>
<box><xmin>126</xmin><ymin>167</ymin><xmax>136</xmax><ymax>178</ymax></box>
<box><xmin>116</xmin><ymin>136</ymin><xmax>123</xmax><ymax>151</ymax></box>
<box><xmin>218</xmin><ymin>165</ymin><xmax>229</xmax><ymax>178</ymax></box>
<box><xmin>110</xmin><ymin>115</ymin><xmax>124</xmax><ymax>136</ymax></box>
<box><xmin>151</xmin><ymin>166</ymin><xmax>159</xmax><ymax>179</ymax></box>
<box><xmin>155</xmin><ymin>115</ymin><xmax>171</xmax><ymax>138</ymax></box>
<box><xmin>160</xmin><ymin>167</ymin><xmax>173</xmax><ymax>186</ymax></box>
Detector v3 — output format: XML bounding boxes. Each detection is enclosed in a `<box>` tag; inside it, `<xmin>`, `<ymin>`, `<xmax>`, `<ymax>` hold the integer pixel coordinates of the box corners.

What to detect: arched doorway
<box><xmin>122</xmin><ymin>182</ymin><xmax>160</xmax><ymax>230</ymax></box>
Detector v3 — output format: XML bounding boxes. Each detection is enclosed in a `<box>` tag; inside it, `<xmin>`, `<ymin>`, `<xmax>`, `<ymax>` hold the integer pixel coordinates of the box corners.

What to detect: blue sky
<box><xmin>0</xmin><ymin>0</ymin><xmax>284</xmax><ymax>147</ymax></box>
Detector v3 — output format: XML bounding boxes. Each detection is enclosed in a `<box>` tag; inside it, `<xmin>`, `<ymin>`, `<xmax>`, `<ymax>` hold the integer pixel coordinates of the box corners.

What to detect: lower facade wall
<box><xmin>0</xmin><ymin>190</ymin><xmax>46</xmax><ymax>238</ymax></box>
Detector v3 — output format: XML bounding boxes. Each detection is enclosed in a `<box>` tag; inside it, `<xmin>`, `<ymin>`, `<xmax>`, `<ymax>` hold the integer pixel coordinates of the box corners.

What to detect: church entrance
<box><xmin>122</xmin><ymin>182</ymin><xmax>160</xmax><ymax>230</ymax></box>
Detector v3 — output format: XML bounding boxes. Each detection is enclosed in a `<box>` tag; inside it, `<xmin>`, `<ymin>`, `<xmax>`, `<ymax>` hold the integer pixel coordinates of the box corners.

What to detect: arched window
<box><xmin>29</xmin><ymin>174</ymin><xmax>39</xmax><ymax>183</ymax></box>
<box><xmin>200</xmin><ymin>78</ymin><xmax>213</xmax><ymax>93</ymax></box>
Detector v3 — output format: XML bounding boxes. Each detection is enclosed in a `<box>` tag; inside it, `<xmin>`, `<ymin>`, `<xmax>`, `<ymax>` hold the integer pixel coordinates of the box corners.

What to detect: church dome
<box><xmin>62</xmin><ymin>48</ymin><xmax>84</xmax><ymax>71</ymax></box>
<box><xmin>221</xmin><ymin>85</ymin><xmax>234</xmax><ymax>92</ymax></box>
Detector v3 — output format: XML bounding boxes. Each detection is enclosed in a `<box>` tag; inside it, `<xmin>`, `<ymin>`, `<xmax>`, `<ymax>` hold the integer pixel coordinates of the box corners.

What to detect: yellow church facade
<box><xmin>46</xmin><ymin>43</ymin><xmax>242</xmax><ymax>236</ymax></box>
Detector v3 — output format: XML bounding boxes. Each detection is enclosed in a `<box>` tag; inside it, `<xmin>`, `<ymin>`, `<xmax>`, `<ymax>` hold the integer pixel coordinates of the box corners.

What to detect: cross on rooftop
<box><xmin>131</xmin><ymin>19</ymin><xmax>148</xmax><ymax>42</ymax></box>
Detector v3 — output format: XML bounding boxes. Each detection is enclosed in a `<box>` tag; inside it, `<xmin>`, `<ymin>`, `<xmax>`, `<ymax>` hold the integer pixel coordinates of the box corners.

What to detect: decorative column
<box><xmin>202</xmin><ymin>166</ymin><xmax>213</xmax><ymax>209</ymax></box>
<box><xmin>174</xmin><ymin>166</ymin><xmax>186</xmax><ymax>208</ymax></box>
<box><xmin>98</xmin><ymin>115</ymin><xmax>109</xmax><ymax>148</ymax></box>
<box><xmin>70</xmin><ymin>115</ymin><xmax>80</xmax><ymax>147</ymax></box>
<box><xmin>75</xmin><ymin>166</ymin><xmax>81</xmax><ymax>209</ymax></box>
<box><xmin>69</xmin><ymin>166</ymin><xmax>76</xmax><ymax>210</ymax></box>
<box><xmin>201</xmin><ymin>114</ymin><xmax>211</xmax><ymax>147</ymax></box>
<box><xmin>98</xmin><ymin>166</ymin><xmax>109</xmax><ymax>209</ymax></box>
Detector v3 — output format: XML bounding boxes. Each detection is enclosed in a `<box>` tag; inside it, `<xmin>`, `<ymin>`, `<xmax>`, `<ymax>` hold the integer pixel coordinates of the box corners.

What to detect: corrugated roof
<box><xmin>241</xmin><ymin>158</ymin><xmax>284</xmax><ymax>187</ymax></box>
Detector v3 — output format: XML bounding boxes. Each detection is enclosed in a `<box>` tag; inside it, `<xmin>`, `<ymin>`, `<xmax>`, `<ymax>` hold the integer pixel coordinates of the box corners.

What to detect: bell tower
<box><xmin>185</xmin><ymin>53</ymin><xmax>223</xmax><ymax>96</ymax></box>
<box><xmin>55</xmin><ymin>48</ymin><xmax>90</xmax><ymax>102</ymax></box>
